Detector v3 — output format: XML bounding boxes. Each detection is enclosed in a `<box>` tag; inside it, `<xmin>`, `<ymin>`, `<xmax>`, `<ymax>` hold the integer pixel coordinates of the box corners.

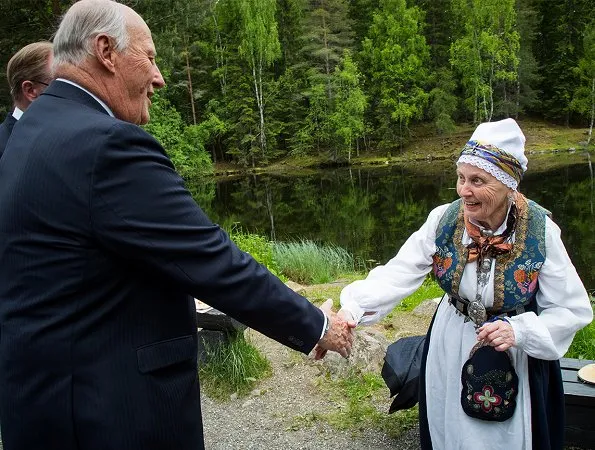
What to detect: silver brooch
<box><xmin>468</xmin><ymin>298</ymin><xmax>488</xmax><ymax>326</ymax></box>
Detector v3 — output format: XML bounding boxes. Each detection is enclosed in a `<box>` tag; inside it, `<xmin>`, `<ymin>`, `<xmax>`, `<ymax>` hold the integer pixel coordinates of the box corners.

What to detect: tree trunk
<box><xmin>52</xmin><ymin>0</ymin><xmax>61</xmax><ymax>16</ymax></box>
<box><xmin>588</xmin><ymin>76</ymin><xmax>595</xmax><ymax>145</ymax></box>
<box><xmin>252</xmin><ymin>56</ymin><xmax>267</xmax><ymax>159</ymax></box>
<box><xmin>321</xmin><ymin>10</ymin><xmax>332</xmax><ymax>101</ymax></box>
<box><xmin>265</xmin><ymin>183</ymin><xmax>276</xmax><ymax>241</ymax></box>
<box><xmin>515</xmin><ymin>76</ymin><xmax>521</xmax><ymax>120</ymax></box>
<box><xmin>212</xmin><ymin>10</ymin><xmax>227</xmax><ymax>96</ymax></box>
<box><xmin>488</xmin><ymin>62</ymin><xmax>494</xmax><ymax>121</ymax></box>
<box><xmin>185</xmin><ymin>49</ymin><xmax>197</xmax><ymax>125</ymax></box>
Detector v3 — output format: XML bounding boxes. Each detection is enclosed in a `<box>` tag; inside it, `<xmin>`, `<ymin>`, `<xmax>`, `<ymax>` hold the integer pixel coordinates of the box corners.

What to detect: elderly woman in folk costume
<box><xmin>336</xmin><ymin>119</ymin><xmax>593</xmax><ymax>449</ymax></box>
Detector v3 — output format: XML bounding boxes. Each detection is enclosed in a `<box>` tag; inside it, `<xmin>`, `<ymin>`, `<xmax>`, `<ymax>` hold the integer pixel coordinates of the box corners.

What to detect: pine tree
<box><xmin>361</xmin><ymin>0</ymin><xmax>430</xmax><ymax>148</ymax></box>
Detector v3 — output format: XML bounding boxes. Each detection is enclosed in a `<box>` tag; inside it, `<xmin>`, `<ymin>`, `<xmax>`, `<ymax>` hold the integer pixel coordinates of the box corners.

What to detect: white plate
<box><xmin>194</xmin><ymin>298</ymin><xmax>213</xmax><ymax>313</ymax></box>
<box><xmin>577</xmin><ymin>363</ymin><xmax>595</xmax><ymax>385</ymax></box>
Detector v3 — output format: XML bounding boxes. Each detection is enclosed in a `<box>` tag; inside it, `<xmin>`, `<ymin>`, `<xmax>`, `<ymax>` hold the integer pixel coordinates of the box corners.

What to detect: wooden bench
<box><xmin>561</xmin><ymin>357</ymin><xmax>595</xmax><ymax>449</ymax></box>
<box><xmin>196</xmin><ymin>304</ymin><xmax>247</xmax><ymax>364</ymax></box>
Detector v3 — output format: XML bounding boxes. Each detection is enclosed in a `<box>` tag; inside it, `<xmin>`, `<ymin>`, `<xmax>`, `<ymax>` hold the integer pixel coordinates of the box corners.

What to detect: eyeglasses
<box><xmin>30</xmin><ymin>80</ymin><xmax>49</xmax><ymax>87</ymax></box>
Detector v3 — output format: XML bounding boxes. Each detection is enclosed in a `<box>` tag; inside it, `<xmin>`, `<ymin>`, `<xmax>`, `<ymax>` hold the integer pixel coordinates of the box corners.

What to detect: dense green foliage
<box><xmin>228</xmin><ymin>226</ymin><xmax>285</xmax><ymax>280</ymax></box>
<box><xmin>1</xmin><ymin>0</ymin><xmax>594</xmax><ymax>167</ymax></box>
<box><xmin>142</xmin><ymin>90</ymin><xmax>217</xmax><ymax>176</ymax></box>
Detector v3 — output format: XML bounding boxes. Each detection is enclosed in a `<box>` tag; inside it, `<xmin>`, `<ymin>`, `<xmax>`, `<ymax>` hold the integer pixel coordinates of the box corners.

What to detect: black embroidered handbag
<box><xmin>460</xmin><ymin>342</ymin><xmax>518</xmax><ymax>422</ymax></box>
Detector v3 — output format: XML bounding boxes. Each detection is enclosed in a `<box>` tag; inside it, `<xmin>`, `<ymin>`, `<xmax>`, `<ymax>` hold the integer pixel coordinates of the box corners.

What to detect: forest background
<box><xmin>1</xmin><ymin>0</ymin><xmax>594</xmax><ymax>178</ymax></box>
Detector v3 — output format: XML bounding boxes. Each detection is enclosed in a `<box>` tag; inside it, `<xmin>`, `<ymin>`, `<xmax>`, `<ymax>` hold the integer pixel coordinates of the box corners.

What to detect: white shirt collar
<box><xmin>12</xmin><ymin>107</ymin><xmax>23</xmax><ymax>120</ymax></box>
<box><xmin>56</xmin><ymin>78</ymin><xmax>115</xmax><ymax>117</ymax></box>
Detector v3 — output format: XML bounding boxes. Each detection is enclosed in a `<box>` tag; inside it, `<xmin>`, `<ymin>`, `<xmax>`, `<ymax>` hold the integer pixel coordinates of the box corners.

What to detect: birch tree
<box><xmin>237</xmin><ymin>0</ymin><xmax>281</xmax><ymax>160</ymax></box>
<box><xmin>450</xmin><ymin>0</ymin><xmax>519</xmax><ymax>123</ymax></box>
<box><xmin>329</xmin><ymin>50</ymin><xmax>367</xmax><ymax>162</ymax></box>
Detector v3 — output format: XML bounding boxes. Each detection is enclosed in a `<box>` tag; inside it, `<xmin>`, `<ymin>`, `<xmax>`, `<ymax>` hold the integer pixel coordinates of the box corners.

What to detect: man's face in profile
<box><xmin>112</xmin><ymin>14</ymin><xmax>164</xmax><ymax>125</ymax></box>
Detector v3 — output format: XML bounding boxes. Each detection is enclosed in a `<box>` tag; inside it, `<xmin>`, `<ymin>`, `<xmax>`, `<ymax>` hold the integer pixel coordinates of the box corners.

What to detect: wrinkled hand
<box><xmin>476</xmin><ymin>320</ymin><xmax>515</xmax><ymax>352</ymax></box>
<box><xmin>314</xmin><ymin>300</ymin><xmax>356</xmax><ymax>360</ymax></box>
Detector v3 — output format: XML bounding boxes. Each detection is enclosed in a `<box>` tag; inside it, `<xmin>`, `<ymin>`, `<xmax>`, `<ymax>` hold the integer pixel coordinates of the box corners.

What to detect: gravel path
<box><xmin>201</xmin><ymin>329</ymin><xmax>420</xmax><ymax>450</ymax></box>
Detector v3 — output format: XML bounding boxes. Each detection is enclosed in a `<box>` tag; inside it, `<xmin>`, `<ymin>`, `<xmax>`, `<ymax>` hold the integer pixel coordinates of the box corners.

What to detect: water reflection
<box><xmin>192</xmin><ymin>161</ymin><xmax>594</xmax><ymax>290</ymax></box>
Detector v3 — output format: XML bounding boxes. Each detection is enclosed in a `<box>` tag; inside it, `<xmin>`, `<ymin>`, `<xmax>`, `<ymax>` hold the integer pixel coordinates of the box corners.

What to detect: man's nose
<box><xmin>153</xmin><ymin>66</ymin><xmax>165</xmax><ymax>88</ymax></box>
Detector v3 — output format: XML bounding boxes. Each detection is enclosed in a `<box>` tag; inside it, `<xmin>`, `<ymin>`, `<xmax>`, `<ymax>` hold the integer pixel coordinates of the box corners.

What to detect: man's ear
<box><xmin>94</xmin><ymin>34</ymin><xmax>117</xmax><ymax>74</ymax></box>
<box><xmin>20</xmin><ymin>80</ymin><xmax>41</xmax><ymax>103</ymax></box>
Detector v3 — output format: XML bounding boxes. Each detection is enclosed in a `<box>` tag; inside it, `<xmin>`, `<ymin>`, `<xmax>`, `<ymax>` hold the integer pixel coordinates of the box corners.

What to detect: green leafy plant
<box><xmin>143</xmin><ymin>91</ymin><xmax>216</xmax><ymax>178</ymax></box>
<box><xmin>228</xmin><ymin>226</ymin><xmax>284</xmax><ymax>280</ymax></box>
<box><xmin>199</xmin><ymin>334</ymin><xmax>271</xmax><ymax>400</ymax></box>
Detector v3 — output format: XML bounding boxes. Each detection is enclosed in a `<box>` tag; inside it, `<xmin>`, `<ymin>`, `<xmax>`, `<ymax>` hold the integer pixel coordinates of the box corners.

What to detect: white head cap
<box><xmin>457</xmin><ymin>118</ymin><xmax>527</xmax><ymax>190</ymax></box>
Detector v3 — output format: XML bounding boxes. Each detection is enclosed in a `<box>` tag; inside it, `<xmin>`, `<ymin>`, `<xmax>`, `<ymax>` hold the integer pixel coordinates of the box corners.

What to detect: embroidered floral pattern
<box><xmin>434</xmin><ymin>197</ymin><xmax>548</xmax><ymax>314</ymax></box>
<box><xmin>513</xmin><ymin>260</ymin><xmax>542</xmax><ymax>294</ymax></box>
<box><xmin>432</xmin><ymin>249</ymin><xmax>453</xmax><ymax>278</ymax></box>
<box><xmin>473</xmin><ymin>385</ymin><xmax>502</xmax><ymax>412</ymax></box>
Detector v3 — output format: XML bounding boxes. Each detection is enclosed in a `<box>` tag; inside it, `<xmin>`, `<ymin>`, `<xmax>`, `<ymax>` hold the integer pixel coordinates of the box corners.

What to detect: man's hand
<box><xmin>314</xmin><ymin>300</ymin><xmax>356</xmax><ymax>360</ymax></box>
<box><xmin>476</xmin><ymin>320</ymin><xmax>515</xmax><ymax>352</ymax></box>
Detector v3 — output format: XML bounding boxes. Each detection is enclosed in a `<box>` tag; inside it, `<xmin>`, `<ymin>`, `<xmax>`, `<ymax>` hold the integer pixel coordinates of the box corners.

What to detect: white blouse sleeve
<box><xmin>340</xmin><ymin>204</ymin><xmax>450</xmax><ymax>325</ymax></box>
<box><xmin>508</xmin><ymin>217</ymin><xmax>593</xmax><ymax>360</ymax></box>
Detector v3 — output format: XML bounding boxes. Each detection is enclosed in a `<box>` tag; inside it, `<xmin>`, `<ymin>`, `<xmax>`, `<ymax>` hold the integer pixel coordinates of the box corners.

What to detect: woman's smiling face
<box><xmin>456</xmin><ymin>163</ymin><xmax>512</xmax><ymax>230</ymax></box>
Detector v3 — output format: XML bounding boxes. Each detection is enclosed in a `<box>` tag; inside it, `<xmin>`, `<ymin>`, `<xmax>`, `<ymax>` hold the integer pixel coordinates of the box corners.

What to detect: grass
<box><xmin>315</xmin><ymin>371</ymin><xmax>419</xmax><ymax>438</ymax></box>
<box><xmin>394</xmin><ymin>277</ymin><xmax>444</xmax><ymax>313</ymax></box>
<box><xmin>272</xmin><ymin>239</ymin><xmax>360</xmax><ymax>285</ymax></box>
<box><xmin>565</xmin><ymin>301</ymin><xmax>595</xmax><ymax>360</ymax></box>
<box><xmin>199</xmin><ymin>333</ymin><xmax>272</xmax><ymax>400</ymax></box>
<box><xmin>213</xmin><ymin>119</ymin><xmax>594</xmax><ymax>178</ymax></box>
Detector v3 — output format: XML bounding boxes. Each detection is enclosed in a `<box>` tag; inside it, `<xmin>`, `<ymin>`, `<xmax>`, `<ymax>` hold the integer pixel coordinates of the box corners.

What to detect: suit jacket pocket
<box><xmin>137</xmin><ymin>335</ymin><xmax>196</xmax><ymax>374</ymax></box>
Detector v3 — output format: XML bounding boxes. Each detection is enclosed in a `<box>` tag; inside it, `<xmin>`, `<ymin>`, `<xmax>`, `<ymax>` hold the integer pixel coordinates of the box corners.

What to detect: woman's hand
<box><xmin>314</xmin><ymin>302</ymin><xmax>357</xmax><ymax>360</ymax></box>
<box><xmin>476</xmin><ymin>320</ymin><xmax>515</xmax><ymax>351</ymax></box>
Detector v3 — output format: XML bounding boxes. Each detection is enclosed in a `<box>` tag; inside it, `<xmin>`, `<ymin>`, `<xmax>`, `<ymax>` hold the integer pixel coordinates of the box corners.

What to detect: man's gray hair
<box><xmin>52</xmin><ymin>0</ymin><xmax>129</xmax><ymax>69</ymax></box>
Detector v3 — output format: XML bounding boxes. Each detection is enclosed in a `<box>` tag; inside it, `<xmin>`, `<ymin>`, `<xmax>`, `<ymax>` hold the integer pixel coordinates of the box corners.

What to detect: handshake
<box><xmin>314</xmin><ymin>299</ymin><xmax>357</xmax><ymax>360</ymax></box>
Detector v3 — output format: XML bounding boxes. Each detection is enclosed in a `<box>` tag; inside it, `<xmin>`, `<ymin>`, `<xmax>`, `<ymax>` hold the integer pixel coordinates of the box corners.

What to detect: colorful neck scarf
<box><xmin>460</xmin><ymin>141</ymin><xmax>524</xmax><ymax>185</ymax></box>
<box><xmin>465</xmin><ymin>203</ymin><xmax>518</xmax><ymax>265</ymax></box>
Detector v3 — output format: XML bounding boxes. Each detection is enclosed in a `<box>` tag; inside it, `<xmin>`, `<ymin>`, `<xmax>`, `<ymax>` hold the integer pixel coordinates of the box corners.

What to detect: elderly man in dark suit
<box><xmin>0</xmin><ymin>41</ymin><xmax>53</xmax><ymax>157</ymax></box>
<box><xmin>0</xmin><ymin>1</ymin><xmax>354</xmax><ymax>449</ymax></box>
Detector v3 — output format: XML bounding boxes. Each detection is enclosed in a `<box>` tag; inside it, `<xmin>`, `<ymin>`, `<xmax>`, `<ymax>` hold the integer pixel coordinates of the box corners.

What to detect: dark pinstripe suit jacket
<box><xmin>0</xmin><ymin>80</ymin><xmax>323</xmax><ymax>450</ymax></box>
<box><xmin>0</xmin><ymin>112</ymin><xmax>17</xmax><ymax>158</ymax></box>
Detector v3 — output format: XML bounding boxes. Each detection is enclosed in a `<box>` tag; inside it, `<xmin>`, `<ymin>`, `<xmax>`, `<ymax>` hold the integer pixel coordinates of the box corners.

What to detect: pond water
<box><xmin>192</xmin><ymin>160</ymin><xmax>594</xmax><ymax>291</ymax></box>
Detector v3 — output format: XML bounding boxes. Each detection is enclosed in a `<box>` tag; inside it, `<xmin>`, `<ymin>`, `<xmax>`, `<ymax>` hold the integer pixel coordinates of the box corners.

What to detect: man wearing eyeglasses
<box><xmin>0</xmin><ymin>41</ymin><xmax>53</xmax><ymax>157</ymax></box>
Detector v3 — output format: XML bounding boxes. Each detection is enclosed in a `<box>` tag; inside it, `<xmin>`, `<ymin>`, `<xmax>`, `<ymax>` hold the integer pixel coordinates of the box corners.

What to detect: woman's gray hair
<box><xmin>52</xmin><ymin>0</ymin><xmax>129</xmax><ymax>69</ymax></box>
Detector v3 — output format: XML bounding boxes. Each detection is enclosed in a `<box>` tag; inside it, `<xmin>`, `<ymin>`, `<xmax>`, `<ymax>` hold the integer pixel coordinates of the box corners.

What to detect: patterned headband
<box><xmin>460</xmin><ymin>141</ymin><xmax>524</xmax><ymax>184</ymax></box>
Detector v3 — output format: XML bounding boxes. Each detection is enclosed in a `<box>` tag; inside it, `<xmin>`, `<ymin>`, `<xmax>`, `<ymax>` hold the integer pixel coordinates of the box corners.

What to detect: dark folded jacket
<box><xmin>381</xmin><ymin>335</ymin><xmax>426</xmax><ymax>413</ymax></box>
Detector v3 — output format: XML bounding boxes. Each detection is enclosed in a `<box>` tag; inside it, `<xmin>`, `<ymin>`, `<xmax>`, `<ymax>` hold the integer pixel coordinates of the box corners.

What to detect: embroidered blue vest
<box><xmin>432</xmin><ymin>197</ymin><xmax>548</xmax><ymax>312</ymax></box>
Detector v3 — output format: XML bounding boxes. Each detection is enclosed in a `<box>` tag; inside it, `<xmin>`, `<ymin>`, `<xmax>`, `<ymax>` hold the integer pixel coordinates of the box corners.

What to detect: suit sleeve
<box><xmin>89</xmin><ymin>122</ymin><xmax>324</xmax><ymax>353</ymax></box>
